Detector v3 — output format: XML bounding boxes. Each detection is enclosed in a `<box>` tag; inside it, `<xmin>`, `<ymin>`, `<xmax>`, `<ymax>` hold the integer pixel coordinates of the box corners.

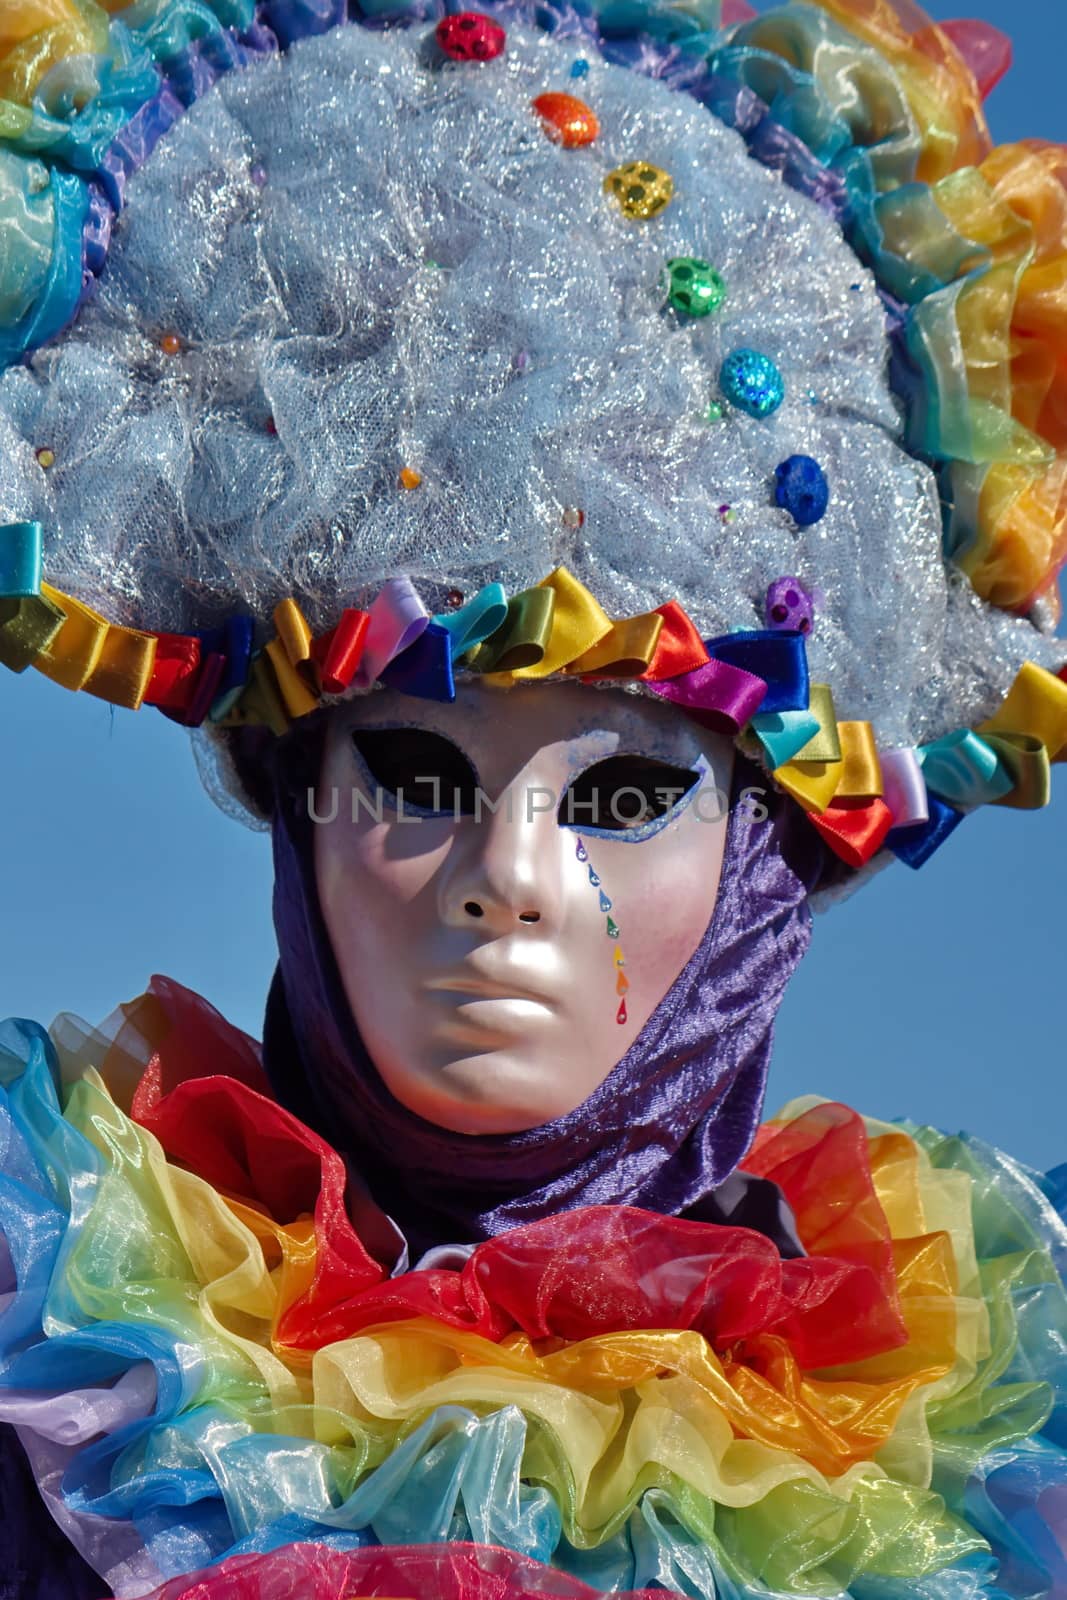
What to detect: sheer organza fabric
<box><xmin>0</xmin><ymin>978</ymin><xmax>1064</xmax><ymax>1597</ymax></box>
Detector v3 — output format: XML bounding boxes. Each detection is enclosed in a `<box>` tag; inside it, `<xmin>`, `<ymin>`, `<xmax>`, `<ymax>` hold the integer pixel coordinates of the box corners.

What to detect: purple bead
<box><xmin>765</xmin><ymin>576</ymin><xmax>815</xmax><ymax>637</ymax></box>
<box><xmin>251</xmin><ymin>163</ymin><xmax>267</xmax><ymax>186</ymax></box>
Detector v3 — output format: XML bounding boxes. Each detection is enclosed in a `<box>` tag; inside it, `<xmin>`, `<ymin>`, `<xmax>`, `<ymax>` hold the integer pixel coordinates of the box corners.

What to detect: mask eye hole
<box><xmin>558</xmin><ymin>754</ymin><xmax>701</xmax><ymax>832</ymax></box>
<box><xmin>351</xmin><ymin>728</ymin><xmax>479</xmax><ymax>814</ymax></box>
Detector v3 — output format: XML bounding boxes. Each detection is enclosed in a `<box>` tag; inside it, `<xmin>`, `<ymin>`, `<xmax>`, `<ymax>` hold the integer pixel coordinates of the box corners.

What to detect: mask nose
<box><xmin>438</xmin><ymin>768</ymin><xmax>564</xmax><ymax>934</ymax></box>
<box><xmin>462</xmin><ymin>899</ymin><xmax>541</xmax><ymax>924</ymax></box>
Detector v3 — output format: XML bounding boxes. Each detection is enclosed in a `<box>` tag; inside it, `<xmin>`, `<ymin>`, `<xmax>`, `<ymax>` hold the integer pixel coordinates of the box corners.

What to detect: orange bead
<box><xmin>398</xmin><ymin>467</ymin><xmax>422</xmax><ymax>490</ymax></box>
<box><xmin>531</xmin><ymin>92</ymin><xmax>599</xmax><ymax>149</ymax></box>
<box><xmin>159</xmin><ymin>333</ymin><xmax>183</xmax><ymax>355</ymax></box>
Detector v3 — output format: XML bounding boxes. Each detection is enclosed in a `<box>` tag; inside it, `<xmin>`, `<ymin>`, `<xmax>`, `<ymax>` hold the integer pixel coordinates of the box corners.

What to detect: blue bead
<box><xmin>719</xmin><ymin>348</ymin><xmax>784</xmax><ymax>420</ymax></box>
<box><xmin>773</xmin><ymin>455</ymin><xmax>829</xmax><ymax>527</ymax></box>
<box><xmin>0</xmin><ymin>520</ymin><xmax>43</xmax><ymax>597</ymax></box>
<box><xmin>570</xmin><ymin>57</ymin><xmax>589</xmax><ymax>77</ymax></box>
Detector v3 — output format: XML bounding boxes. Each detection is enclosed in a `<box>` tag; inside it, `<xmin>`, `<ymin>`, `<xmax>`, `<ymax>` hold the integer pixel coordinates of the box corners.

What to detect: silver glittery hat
<box><xmin>1</xmin><ymin>0</ymin><xmax>1065</xmax><ymax>870</ymax></box>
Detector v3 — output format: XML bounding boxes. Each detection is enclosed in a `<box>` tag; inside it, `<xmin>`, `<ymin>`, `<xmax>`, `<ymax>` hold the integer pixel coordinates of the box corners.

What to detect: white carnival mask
<box><xmin>314</xmin><ymin>681</ymin><xmax>735</xmax><ymax>1133</ymax></box>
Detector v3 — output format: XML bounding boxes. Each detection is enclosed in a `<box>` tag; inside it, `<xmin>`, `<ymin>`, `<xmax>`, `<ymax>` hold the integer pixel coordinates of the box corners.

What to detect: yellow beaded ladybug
<box><xmin>603</xmin><ymin>162</ymin><xmax>673</xmax><ymax>220</ymax></box>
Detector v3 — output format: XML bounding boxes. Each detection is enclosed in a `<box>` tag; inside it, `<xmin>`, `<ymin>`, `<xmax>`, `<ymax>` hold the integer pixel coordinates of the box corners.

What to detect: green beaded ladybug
<box><xmin>661</xmin><ymin>257</ymin><xmax>726</xmax><ymax>317</ymax></box>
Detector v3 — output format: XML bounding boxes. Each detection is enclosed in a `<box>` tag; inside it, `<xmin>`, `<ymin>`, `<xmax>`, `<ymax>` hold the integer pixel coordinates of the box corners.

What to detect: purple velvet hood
<box><xmin>260</xmin><ymin>726</ymin><xmax>823</xmax><ymax>1258</ymax></box>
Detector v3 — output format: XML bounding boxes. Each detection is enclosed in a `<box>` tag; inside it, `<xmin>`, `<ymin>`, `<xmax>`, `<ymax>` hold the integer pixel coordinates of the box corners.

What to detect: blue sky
<box><xmin>1</xmin><ymin>0</ymin><xmax>1064</xmax><ymax>1170</ymax></box>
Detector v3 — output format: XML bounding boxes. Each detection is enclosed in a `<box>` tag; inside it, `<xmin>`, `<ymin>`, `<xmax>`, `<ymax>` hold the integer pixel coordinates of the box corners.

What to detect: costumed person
<box><xmin>1</xmin><ymin>0</ymin><xmax>1066</xmax><ymax>1596</ymax></box>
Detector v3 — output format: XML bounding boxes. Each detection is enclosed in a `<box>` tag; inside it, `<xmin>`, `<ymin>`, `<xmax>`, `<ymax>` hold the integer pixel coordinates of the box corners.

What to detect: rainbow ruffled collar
<box><xmin>1</xmin><ymin>974</ymin><xmax>1065</xmax><ymax>1596</ymax></box>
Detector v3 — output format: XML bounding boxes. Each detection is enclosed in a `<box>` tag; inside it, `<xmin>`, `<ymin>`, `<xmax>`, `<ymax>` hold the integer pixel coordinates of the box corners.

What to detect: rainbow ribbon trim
<box><xmin>4</xmin><ymin>522</ymin><xmax>1067</xmax><ymax>870</ymax></box>
<box><xmin>0</xmin><ymin>975</ymin><xmax>1064</xmax><ymax>1597</ymax></box>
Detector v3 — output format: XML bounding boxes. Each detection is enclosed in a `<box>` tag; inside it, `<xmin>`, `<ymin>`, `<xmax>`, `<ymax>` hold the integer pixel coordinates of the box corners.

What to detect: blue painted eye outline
<box><xmin>557</xmin><ymin>749</ymin><xmax>715</xmax><ymax>844</ymax></box>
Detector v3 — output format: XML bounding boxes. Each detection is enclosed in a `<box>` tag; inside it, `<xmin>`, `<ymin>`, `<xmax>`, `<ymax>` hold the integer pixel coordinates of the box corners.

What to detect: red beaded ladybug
<box><xmin>435</xmin><ymin>12</ymin><xmax>506</xmax><ymax>62</ymax></box>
